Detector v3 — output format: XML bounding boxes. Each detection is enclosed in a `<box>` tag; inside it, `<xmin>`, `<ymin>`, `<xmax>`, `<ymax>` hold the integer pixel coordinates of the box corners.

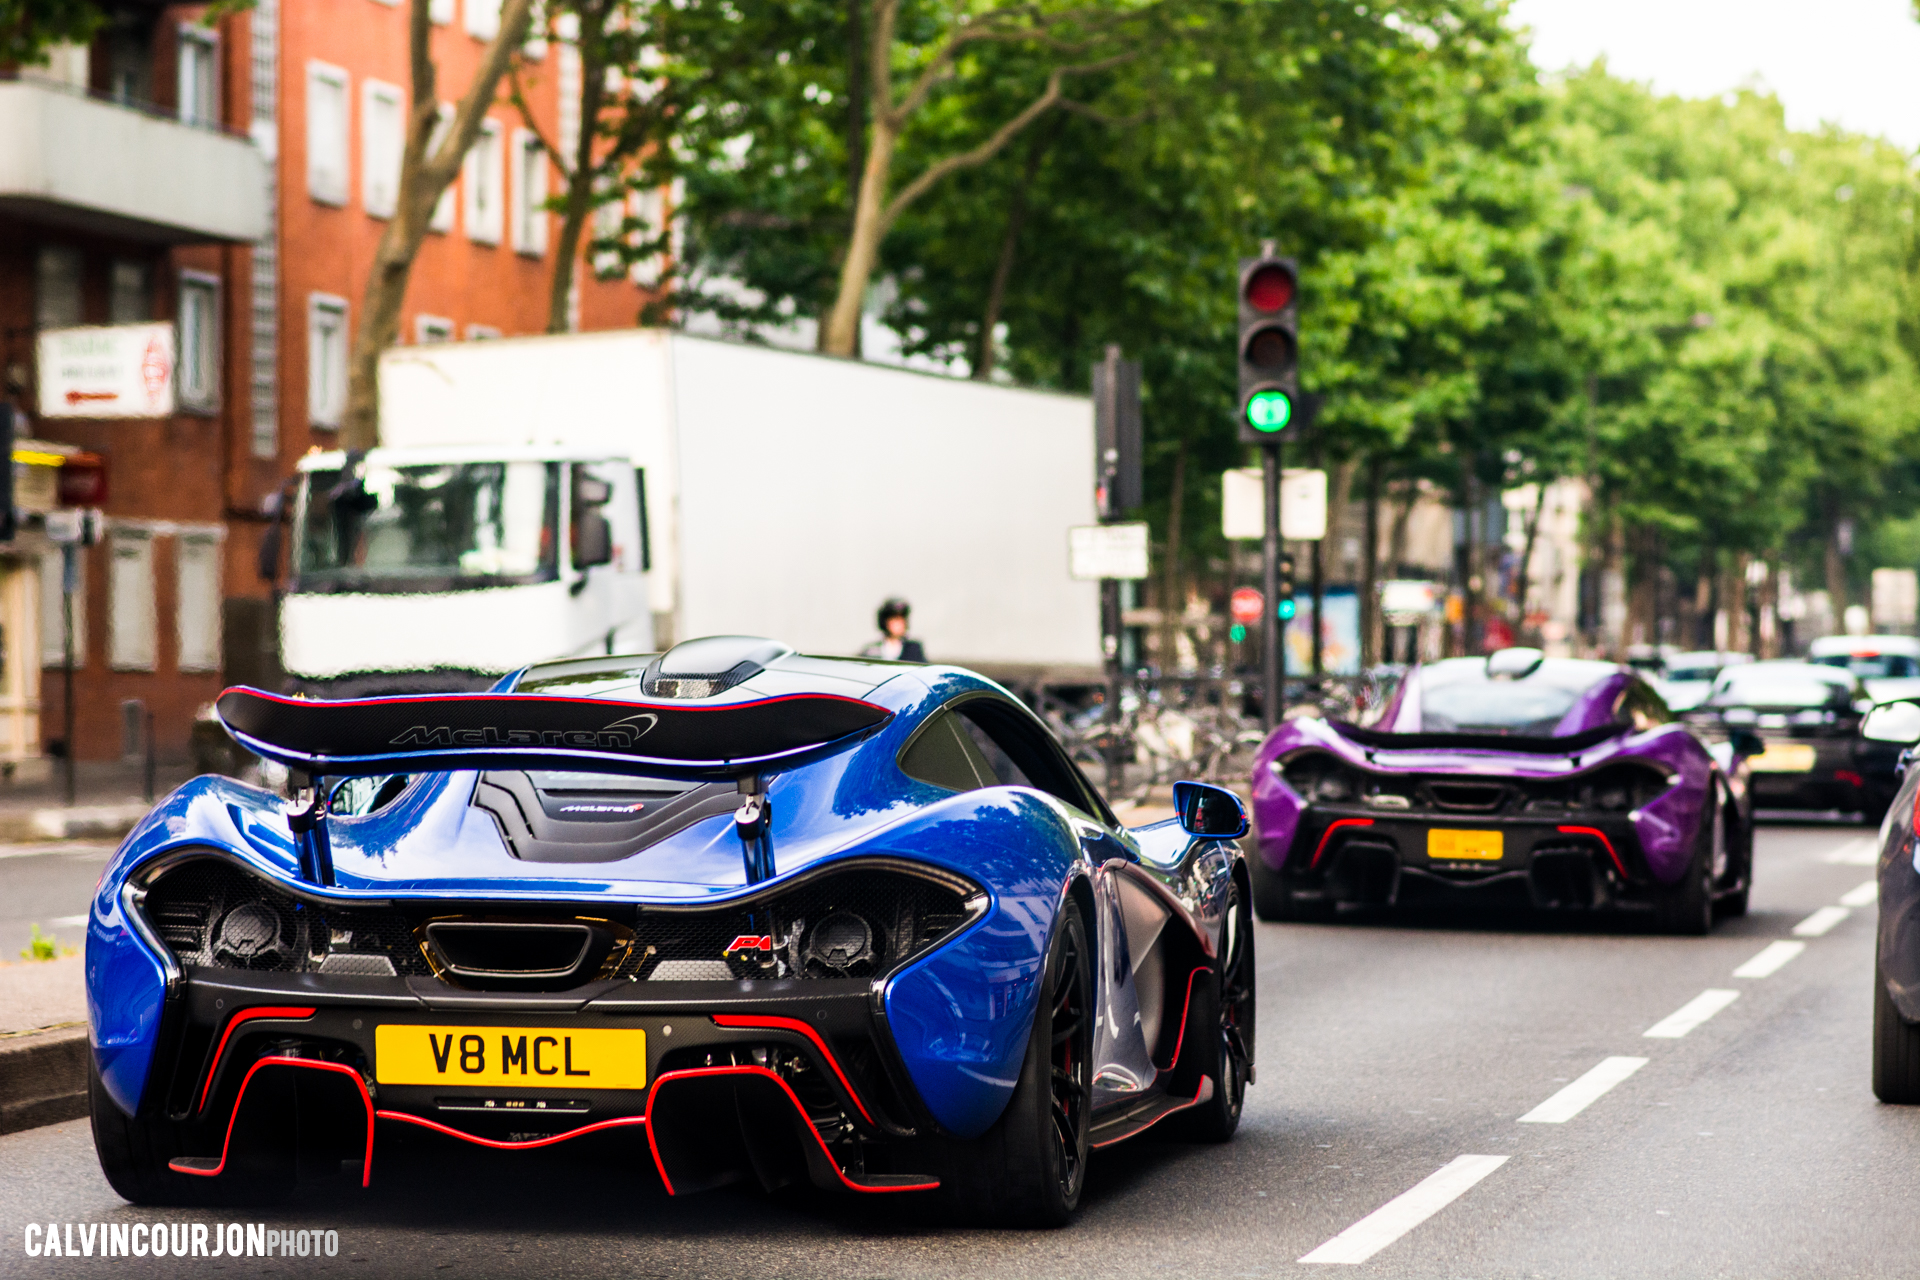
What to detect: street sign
<box><xmin>1872</xmin><ymin>568</ymin><xmax>1918</xmax><ymax>628</ymax></box>
<box><xmin>36</xmin><ymin>323</ymin><xmax>176</xmax><ymax>419</ymax></box>
<box><xmin>1221</xmin><ymin>468</ymin><xmax>1328</xmax><ymax>540</ymax></box>
<box><xmin>1230</xmin><ymin>587</ymin><xmax>1264</xmax><ymax>625</ymax></box>
<box><xmin>1068</xmin><ymin>522</ymin><xmax>1150</xmax><ymax>581</ymax></box>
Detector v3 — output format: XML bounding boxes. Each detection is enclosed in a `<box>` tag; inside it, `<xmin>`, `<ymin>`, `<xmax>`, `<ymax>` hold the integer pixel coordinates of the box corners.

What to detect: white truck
<box><xmin>279</xmin><ymin>331</ymin><xmax>1102</xmax><ymax>692</ymax></box>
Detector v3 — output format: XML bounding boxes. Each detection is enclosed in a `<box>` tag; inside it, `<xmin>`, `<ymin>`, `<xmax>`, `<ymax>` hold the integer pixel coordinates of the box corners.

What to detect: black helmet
<box><xmin>876</xmin><ymin>597</ymin><xmax>911</xmax><ymax>630</ymax></box>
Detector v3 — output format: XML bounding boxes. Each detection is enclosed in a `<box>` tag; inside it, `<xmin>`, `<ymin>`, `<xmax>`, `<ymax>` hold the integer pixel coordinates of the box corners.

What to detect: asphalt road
<box><xmin>0</xmin><ymin>844</ymin><xmax>112</xmax><ymax>962</ymax></box>
<box><xmin>4</xmin><ymin>822</ymin><xmax>1915</xmax><ymax>1278</ymax></box>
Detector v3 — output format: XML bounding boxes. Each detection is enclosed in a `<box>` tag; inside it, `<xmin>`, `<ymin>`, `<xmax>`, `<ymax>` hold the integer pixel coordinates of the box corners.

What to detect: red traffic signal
<box><xmin>1242</xmin><ymin>262</ymin><xmax>1296</xmax><ymax>313</ymax></box>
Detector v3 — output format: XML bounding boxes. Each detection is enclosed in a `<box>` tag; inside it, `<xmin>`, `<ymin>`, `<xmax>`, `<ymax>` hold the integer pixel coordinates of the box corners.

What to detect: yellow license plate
<box><xmin>1428</xmin><ymin>829</ymin><xmax>1504</xmax><ymax>861</ymax></box>
<box><xmin>374</xmin><ymin>1026</ymin><xmax>647</xmax><ymax>1090</ymax></box>
<box><xmin>1749</xmin><ymin>742</ymin><xmax>1816</xmax><ymax>773</ymax></box>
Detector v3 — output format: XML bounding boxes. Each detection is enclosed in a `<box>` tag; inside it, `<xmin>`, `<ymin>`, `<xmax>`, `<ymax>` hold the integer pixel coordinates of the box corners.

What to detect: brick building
<box><xmin>1</xmin><ymin>0</ymin><xmax>657</xmax><ymax>766</ymax></box>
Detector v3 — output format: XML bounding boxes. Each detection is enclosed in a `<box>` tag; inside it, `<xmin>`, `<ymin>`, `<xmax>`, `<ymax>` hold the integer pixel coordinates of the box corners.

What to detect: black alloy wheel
<box><xmin>1171</xmin><ymin>881</ymin><xmax>1255</xmax><ymax>1142</ymax></box>
<box><xmin>1655</xmin><ymin>787</ymin><xmax>1718</xmax><ymax>935</ymax></box>
<box><xmin>939</xmin><ymin>898</ymin><xmax>1093</xmax><ymax>1225</ymax></box>
<box><xmin>1873</xmin><ymin>943</ymin><xmax>1920</xmax><ymax>1103</ymax></box>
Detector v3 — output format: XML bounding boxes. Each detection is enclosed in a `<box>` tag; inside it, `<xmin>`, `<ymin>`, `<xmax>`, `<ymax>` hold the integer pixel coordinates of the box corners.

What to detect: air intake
<box><xmin>640</xmin><ymin>636</ymin><xmax>793</xmax><ymax>699</ymax></box>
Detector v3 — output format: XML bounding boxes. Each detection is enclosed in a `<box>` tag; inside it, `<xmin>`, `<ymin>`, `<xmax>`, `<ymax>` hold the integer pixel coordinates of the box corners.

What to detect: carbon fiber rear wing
<box><xmin>215</xmin><ymin>687</ymin><xmax>894</xmax><ymax>781</ymax></box>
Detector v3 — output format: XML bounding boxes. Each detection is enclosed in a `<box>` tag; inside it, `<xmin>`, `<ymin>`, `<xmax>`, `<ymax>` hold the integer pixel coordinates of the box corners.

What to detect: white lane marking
<box><xmin>1644</xmin><ymin>989</ymin><xmax>1740</xmax><ymax>1039</ymax></box>
<box><xmin>1792</xmin><ymin>906</ymin><xmax>1850</xmax><ymax>937</ymax></box>
<box><xmin>46</xmin><ymin>914</ymin><xmax>89</xmax><ymax>928</ymax></box>
<box><xmin>1839</xmin><ymin>881</ymin><xmax>1878</xmax><ymax>908</ymax></box>
<box><xmin>1822</xmin><ymin>837</ymin><xmax>1878</xmax><ymax>866</ymax></box>
<box><xmin>1298</xmin><ymin>1155</ymin><xmax>1510</xmax><ymax>1265</ymax></box>
<box><xmin>0</xmin><ymin>843</ymin><xmax>116</xmax><ymax>861</ymax></box>
<box><xmin>1517</xmin><ymin>1056</ymin><xmax>1647</xmax><ymax>1124</ymax></box>
<box><xmin>1733</xmin><ymin>940</ymin><xmax>1806</xmax><ymax>978</ymax></box>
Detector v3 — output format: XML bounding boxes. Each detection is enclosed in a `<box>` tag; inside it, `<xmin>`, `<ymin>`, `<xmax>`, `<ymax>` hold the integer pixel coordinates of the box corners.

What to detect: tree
<box><xmin>1</xmin><ymin>0</ymin><xmax>105</xmax><ymax>68</ymax></box>
<box><xmin>343</xmin><ymin>0</ymin><xmax>537</xmax><ymax>449</ymax></box>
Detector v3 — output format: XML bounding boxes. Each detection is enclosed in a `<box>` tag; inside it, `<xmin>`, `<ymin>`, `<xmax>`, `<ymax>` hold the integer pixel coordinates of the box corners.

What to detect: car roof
<box><xmin>1807</xmin><ymin>635</ymin><xmax>1920</xmax><ymax>656</ymax></box>
<box><xmin>1421</xmin><ymin>655</ymin><xmax>1623</xmax><ymax>687</ymax></box>
<box><xmin>1716</xmin><ymin>659</ymin><xmax>1856</xmax><ymax>685</ymax></box>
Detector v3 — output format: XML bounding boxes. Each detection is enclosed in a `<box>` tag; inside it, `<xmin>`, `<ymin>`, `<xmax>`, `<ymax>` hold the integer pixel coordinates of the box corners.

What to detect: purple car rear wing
<box><xmin>215</xmin><ymin>687</ymin><xmax>895</xmax><ymax>781</ymax></box>
<box><xmin>1330</xmin><ymin>721</ymin><xmax>1627</xmax><ymax>755</ymax></box>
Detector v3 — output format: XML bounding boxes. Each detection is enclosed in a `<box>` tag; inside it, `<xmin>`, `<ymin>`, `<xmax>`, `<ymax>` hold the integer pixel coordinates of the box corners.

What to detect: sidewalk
<box><xmin>0</xmin><ymin>955</ymin><xmax>88</xmax><ymax>1134</ymax></box>
<box><xmin>0</xmin><ymin>759</ymin><xmax>198</xmax><ymax>842</ymax></box>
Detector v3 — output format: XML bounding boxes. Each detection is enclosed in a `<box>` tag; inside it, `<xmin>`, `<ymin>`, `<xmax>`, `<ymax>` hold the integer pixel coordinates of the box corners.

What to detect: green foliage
<box><xmin>20</xmin><ymin>923</ymin><xmax>71</xmax><ymax>962</ymax></box>
<box><xmin>0</xmin><ymin>0</ymin><xmax>106</xmax><ymax>68</ymax></box>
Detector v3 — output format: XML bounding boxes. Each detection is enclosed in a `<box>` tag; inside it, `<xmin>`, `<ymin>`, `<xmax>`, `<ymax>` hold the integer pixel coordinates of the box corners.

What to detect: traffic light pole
<box><xmin>1261</xmin><ymin>440</ymin><xmax>1284</xmax><ymax>732</ymax></box>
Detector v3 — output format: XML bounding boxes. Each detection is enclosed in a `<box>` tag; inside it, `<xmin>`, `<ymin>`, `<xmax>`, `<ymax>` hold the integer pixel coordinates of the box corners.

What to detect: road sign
<box><xmin>1230</xmin><ymin>587</ymin><xmax>1264</xmax><ymax>625</ymax></box>
<box><xmin>1069</xmin><ymin>522</ymin><xmax>1150</xmax><ymax>581</ymax></box>
<box><xmin>1871</xmin><ymin>568</ymin><xmax>1917</xmax><ymax>628</ymax></box>
<box><xmin>1222</xmin><ymin>468</ymin><xmax>1328</xmax><ymax>540</ymax></box>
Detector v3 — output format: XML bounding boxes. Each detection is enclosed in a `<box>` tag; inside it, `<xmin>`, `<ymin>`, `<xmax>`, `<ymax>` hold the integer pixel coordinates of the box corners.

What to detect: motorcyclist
<box><xmin>860</xmin><ymin>598</ymin><xmax>926</xmax><ymax>663</ymax></box>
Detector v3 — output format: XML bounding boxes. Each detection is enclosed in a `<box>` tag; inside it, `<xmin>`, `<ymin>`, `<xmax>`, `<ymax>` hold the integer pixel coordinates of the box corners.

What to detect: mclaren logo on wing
<box><xmin>388</xmin><ymin>713</ymin><xmax>660</xmax><ymax>751</ymax></box>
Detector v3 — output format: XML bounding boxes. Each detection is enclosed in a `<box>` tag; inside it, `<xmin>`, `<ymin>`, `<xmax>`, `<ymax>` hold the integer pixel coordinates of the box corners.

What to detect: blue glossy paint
<box><xmin>84</xmin><ymin>663</ymin><xmax>1108</xmax><ymax>1124</ymax></box>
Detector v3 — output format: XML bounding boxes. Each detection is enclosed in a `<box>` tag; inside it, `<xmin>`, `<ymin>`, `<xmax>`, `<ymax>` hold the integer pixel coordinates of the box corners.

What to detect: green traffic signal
<box><xmin>1277</xmin><ymin>598</ymin><xmax>1297</xmax><ymax>620</ymax></box>
<box><xmin>1229</xmin><ymin>623</ymin><xmax>1247</xmax><ymax>643</ymax></box>
<box><xmin>1245</xmin><ymin>389</ymin><xmax>1292</xmax><ymax>432</ymax></box>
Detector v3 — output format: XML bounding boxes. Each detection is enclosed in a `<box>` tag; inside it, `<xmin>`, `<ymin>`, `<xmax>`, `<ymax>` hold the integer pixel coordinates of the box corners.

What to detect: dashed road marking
<box><xmin>1839</xmin><ymin>881</ymin><xmax>1878</xmax><ymax>908</ymax></box>
<box><xmin>1518</xmin><ymin>1056</ymin><xmax>1648</xmax><ymax>1124</ymax></box>
<box><xmin>1732</xmin><ymin>940</ymin><xmax>1806</xmax><ymax>979</ymax></box>
<box><xmin>1823</xmin><ymin>837</ymin><xmax>1878</xmax><ymax>866</ymax></box>
<box><xmin>1298</xmin><ymin>1155</ymin><xmax>1509</xmax><ymax>1265</ymax></box>
<box><xmin>1644</xmin><ymin>989</ymin><xmax>1740</xmax><ymax>1039</ymax></box>
<box><xmin>46</xmin><ymin>914</ymin><xmax>88</xmax><ymax>928</ymax></box>
<box><xmin>1792</xmin><ymin>906</ymin><xmax>1850</xmax><ymax>937</ymax></box>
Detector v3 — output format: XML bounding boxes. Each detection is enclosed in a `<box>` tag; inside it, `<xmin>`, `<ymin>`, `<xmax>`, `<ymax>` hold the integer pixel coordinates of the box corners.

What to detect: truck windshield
<box><xmin>292</xmin><ymin>462</ymin><xmax>560</xmax><ymax>593</ymax></box>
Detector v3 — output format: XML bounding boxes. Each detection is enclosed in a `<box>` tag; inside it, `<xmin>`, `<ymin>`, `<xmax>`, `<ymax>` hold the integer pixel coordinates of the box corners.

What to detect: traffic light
<box><xmin>1276</xmin><ymin>551</ymin><xmax>1297</xmax><ymax>619</ymax></box>
<box><xmin>1237</xmin><ymin>254</ymin><xmax>1299</xmax><ymax>444</ymax></box>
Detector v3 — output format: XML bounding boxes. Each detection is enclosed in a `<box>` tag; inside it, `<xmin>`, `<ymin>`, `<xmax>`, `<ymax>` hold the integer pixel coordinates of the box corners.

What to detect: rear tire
<box><xmin>939</xmin><ymin>898</ymin><xmax>1093</xmax><ymax>1226</ymax></box>
<box><xmin>1250</xmin><ymin>853</ymin><xmax>1329</xmax><ymax>922</ymax></box>
<box><xmin>90</xmin><ymin>1057</ymin><xmax>293</xmax><ymax>1207</ymax></box>
<box><xmin>1873</xmin><ymin>945</ymin><xmax>1920</xmax><ymax>1104</ymax></box>
<box><xmin>1166</xmin><ymin>881</ymin><xmax>1254</xmax><ymax>1142</ymax></box>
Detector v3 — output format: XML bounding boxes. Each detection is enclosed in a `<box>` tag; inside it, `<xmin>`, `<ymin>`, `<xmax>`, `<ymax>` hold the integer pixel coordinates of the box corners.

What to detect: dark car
<box><xmin>1860</xmin><ymin>699</ymin><xmax>1920</xmax><ymax>1102</ymax></box>
<box><xmin>1248</xmin><ymin>649</ymin><xmax>1755</xmax><ymax>933</ymax></box>
<box><xmin>1684</xmin><ymin>661</ymin><xmax>1880</xmax><ymax>819</ymax></box>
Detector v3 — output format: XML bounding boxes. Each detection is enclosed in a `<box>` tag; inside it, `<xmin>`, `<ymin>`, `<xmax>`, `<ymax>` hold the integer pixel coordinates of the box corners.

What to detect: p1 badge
<box><xmin>375</xmin><ymin>1025</ymin><xmax>647</xmax><ymax>1089</ymax></box>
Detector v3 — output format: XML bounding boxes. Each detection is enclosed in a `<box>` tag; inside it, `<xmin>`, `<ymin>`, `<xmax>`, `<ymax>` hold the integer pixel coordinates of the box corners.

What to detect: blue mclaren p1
<box><xmin>85</xmin><ymin>637</ymin><xmax>1254</xmax><ymax>1225</ymax></box>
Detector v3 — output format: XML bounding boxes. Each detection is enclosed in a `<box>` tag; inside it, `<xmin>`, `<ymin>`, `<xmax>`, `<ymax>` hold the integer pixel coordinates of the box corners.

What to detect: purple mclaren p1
<box><xmin>1248</xmin><ymin>649</ymin><xmax>1756</xmax><ymax>933</ymax></box>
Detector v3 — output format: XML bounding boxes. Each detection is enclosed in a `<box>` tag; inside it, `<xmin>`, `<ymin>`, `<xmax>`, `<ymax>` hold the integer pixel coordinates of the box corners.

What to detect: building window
<box><xmin>463</xmin><ymin>118</ymin><xmax>504</xmax><ymax>245</ymax></box>
<box><xmin>429</xmin><ymin>0</ymin><xmax>453</xmax><ymax>25</ymax></box>
<box><xmin>178</xmin><ymin>25</ymin><xmax>218</xmax><ymax>126</ymax></box>
<box><xmin>308</xmin><ymin>293</ymin><xmax>349</xmax><ymax>429</ymax></box>
<box><xmin>465</xmin><ymin>0</ymin><xmax>501</xmax><ymax>40</ymax></box>
<box><xmin>430</xmin><ymin>103</ymin><xmax>456</xmax><ymax>232</ymax></box>
<box><xmin>363</xmin><ymin>79</ymin><xmax>404</xmax><ymax>219</ymax></box>
<box><xmin>415</xmin><ymin>314</ymin><xmax>454</xmax><ymax>344</ymax></box>
<box><xmin>306</xmin><ymin>61</ymin><xmax>350</xmax><ymax>207</ymax></box>
<box><xmin>109</xmin><ymin>530</ymin><xmax>157</xmax><ymax>673</ymax></box>
<box><xmin>511</xmin><ymin>129</ymin><xmax>548</xmax><ymax>257</ymax></box>
<box><xmin>109</xmin><ymin>260</ymin><xmax>152</xmax><ymax>323</ymax></box>
<box><xmin>465</xmin><ymin>324</ymin><xmax>502</xmax><ymax>340</ymax></box>
<box><xmin>36</xmin><ymin>247</ymin><xmax>83</xmax><ymax>330</ymax></box>
<box><xmin>39</xmin><ymin>548</ymin><xmax>86</xmax><ymax>671</ymax></box>
<box><xmin>176</xmin><ymin>533</ymin><xmax>223</xmax><ymax>674</ymax></box>
<box><xmin>177</xmin><ymin>271</ymin><xmax>220</xmax><ymax>413</ymax></box>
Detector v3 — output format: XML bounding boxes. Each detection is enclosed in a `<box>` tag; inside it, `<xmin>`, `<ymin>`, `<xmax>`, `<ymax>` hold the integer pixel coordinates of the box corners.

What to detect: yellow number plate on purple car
<box><xmin>374</xmin><ymin>1026</ymin><xmax>647</xmax><ymax>1089</ymax></box>
<box><xmin>1428</xmin><ymin>829</ymin><xmax>1504</xmax><ymax>861</ymax></box>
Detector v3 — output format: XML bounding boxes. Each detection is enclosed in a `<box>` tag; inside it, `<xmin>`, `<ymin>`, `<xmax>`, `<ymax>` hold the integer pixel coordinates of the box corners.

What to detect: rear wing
<box><xmin>216</xmin><ymin>687</ymin><xmax>894</xmax><ymax>781</ymax></box>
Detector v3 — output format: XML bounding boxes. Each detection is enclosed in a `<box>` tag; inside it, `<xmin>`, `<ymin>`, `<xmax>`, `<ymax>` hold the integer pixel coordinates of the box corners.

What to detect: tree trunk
<box><xmin>343</xmin><ymin>0</ymin><xmax>536</xmax><ymax>449</ymax></box>
<box><xmin>823</xmin><ymin>119</ymin><xmax>896</xmax><ymax>356</ymax></box>
<box><xmin>546</xmin><ymin>2</ymin><xmax>612</xmax><ymax>334</ymax></box>
<box><xmin>1158</xmin><ymin>443</ymin><xmax>1187</xmax><ymax>675</ymax></box>
<box><xmin>975</xmin><ymin>128</ymin><xmax>1051</xmax><ymax>379</ymax></box>
<box><xmin>1727</xmin><ymin>553</ymin><xmax>1751</xmax><ymax>654</ymax></box>
<box><xmin>1514</xmin><ymin>481</ymin><xmax>1545</xmax><ymax>644</ymax></box>
<box><xmin>1360</xmin><ymin>457</ymin><xmax>1381</xmax><ymax>667</ymax></box>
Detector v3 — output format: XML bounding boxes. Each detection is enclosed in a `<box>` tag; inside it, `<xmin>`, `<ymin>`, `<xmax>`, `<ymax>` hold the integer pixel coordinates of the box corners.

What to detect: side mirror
<box><xmin>1862</xmin><ymin>700</ymin><xmax>1920</xmax><ymax>745</ymax></box>
<box><xmin>572</xmin><ymin>510</ymin><xmax>613</xmax><ymax>570</ymax></box>
<box><xmin>1172</xmin><ymin>780</ymin><xmax>1248</xmax><ymax>839</ymax></box>
<box><xmin>1727</xmin><ymin>728</ymin><xmax>1765</xmax><ymax>758</ymax></box>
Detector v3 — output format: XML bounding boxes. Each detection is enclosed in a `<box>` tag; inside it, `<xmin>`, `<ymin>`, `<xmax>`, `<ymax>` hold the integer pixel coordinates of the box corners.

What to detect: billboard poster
<box><xmin>1285</xmin><ymin>587</ymin><xmax>1360</xmax><ymax>675</ymax></box>
<box><xmin>36</xmin><ymin>323</ymin><xmax>176</xmax><ymax>419</ymax></box>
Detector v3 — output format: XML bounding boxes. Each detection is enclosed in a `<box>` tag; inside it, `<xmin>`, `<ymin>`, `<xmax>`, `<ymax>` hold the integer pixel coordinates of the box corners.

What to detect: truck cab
<box><xmin>280</xmin><ymin>446</ymin><xmax>650</xmax><ymax>695</ymax></box>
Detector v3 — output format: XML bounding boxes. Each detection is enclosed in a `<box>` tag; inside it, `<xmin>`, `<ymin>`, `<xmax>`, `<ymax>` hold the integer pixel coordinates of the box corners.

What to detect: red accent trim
<box><xmin>1090</xmin><ymin>1077</ymin><xmax>1213</xmax><ymax>1149</ymax></box>
<box><xmin>170</xmin><ymin>1056</ymin><xmax>372</xmax><ymax>1186</ymax></box>
<box><xmin>1556</xmin><ymin>825</ymin><xmax>1626</xmax><ymax>878</ymax></box>
<box><xmin>219</xmin><ymin>687</ymin><xmax>888</xmax><ymax>716</ymax></box>
<box><xmin>709</xmin><ymin>1014</ymin><xmax>874</xmax><ymax>1124</ymax></box>
<box><xmin>196</xmin><ymin>1007</ymin><xmax>317</xmax><ymax>1113</ymax></box>
<box><xmin>1836</xmin><ymin>770</ymin><xmax>1864</xmax><ymax>787</ymax></box>
<box><xmin>374</xmin><ymin>1110</ymin><xmax>650</xmax><ymax>1150</ymax></box>
<box><xmin>1310</xmin><ymin>818</ymin><xmax>1374</xmax><ymax>869</ymax></box>
<box><xmin>1155</xmin><ymin>967</ymin><xmax>1209</xmax><ymax>1072</ymax></box>
<box><xmin>643</xmin><ymin>1066</ymin><xmax>938</xmax><ymax>1195</ymax></box>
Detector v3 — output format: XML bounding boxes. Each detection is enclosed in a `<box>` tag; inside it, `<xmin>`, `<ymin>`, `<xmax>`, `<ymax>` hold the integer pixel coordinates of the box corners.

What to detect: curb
<box><xmin>0</xmin><ymin>1026</ymin><xmax>89</xmax><ymax>1135</ymax></box>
